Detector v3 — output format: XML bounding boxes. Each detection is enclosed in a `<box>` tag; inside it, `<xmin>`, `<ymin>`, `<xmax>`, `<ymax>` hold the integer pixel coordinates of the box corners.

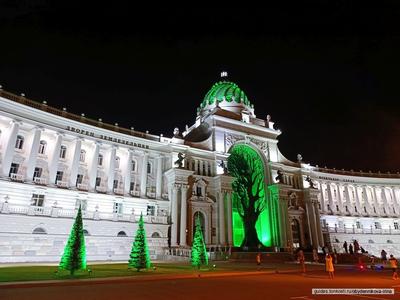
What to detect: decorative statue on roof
<box><xmin>218</xmin><ymin>160</ymin><xmax>228</xmax><ymax>174</ymax></box>
<box><xmin>305</xmin><ymin>176</ymin><xmax>317</xmax><ymax>189</ymax></box>
<box><xmin>173</xmin><ymin>127</ymin><xmax>182</xmax><ymax>138</ymax></box>
<box><xmin>174</xmin><ymin>152</ymin><xmax>185</xmax><ymax>168</ymax></box>
<box><xmin>297</xmin><ymin>153</ymin><xmax>303</xmax><ymax>163</ymax></box>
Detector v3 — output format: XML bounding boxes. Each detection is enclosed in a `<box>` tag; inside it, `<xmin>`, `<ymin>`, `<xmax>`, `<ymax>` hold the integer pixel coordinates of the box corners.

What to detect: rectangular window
<box><xmin>147</xmin><ymin>205</ymin><xmax>155</xmax><ymax>216</ymax></box>
<box><xmin>345</xmin><ymin>205</ymin><xmax>349</xmax><ymax>212</ymax></box>
<box><xmin>374</xmin><ymin>222</ymin><xmax>381</xmax><ymax>229</ymax></box>
<box><xmin>75</xmin><ymin>199</ymin><xmax>87</xmax><ymax>211</ymax></box>
<box><xmin>95</xmin><ymin>177</ymin><xmax>101</xmax><ymax>187</ymax></box>
<box><xmin>55</xmin><ymin>171</ymin><xmax>63</xmax><ymax>183</ymax></box>
<box><xmin>33</xmin><ymin>167</ymin><xmax>42</xmax><ymax>180</ymax></box>
<box><xmin>98</xmin><ymin>155</ymin><xmax>103</xmax><ymax>166</ymax></box>
<box><xmin>113</xmin><ymin>202</ymin><xmax>122</xmax><ymax>214</ymax></box>
<box><xmin>59</xmin><ymin>146</ymin><xmax>67</xmax><ymax>159</ymax></box>
<box><xmin>130</xmin><ymin>182</ymin><xmax>135</xmax><ymax>192</ymax></box>
<box><xmin>113</xmin><ymin>179</ymin><xmax>119</xmax><ymax>189</ymax></box>
<box><xmin>31</xmin><ymin>194</ymin><xmax>45</xmax><ymax>207</ymax></box>
<box><xmin>356</xmin><ymin>221</ymin><xmax>361</xmax><ymax>229</ymax></box>
<box><xmin>9</xmin><ymin>163</ymin><xmax>19</xmax><ymax>176</ymax></box>
<box><xmin>336</xmin><ymin>205</ymin><xmax>339</xmax><ymax>211</ymax></box>
<box><xmin>394</xmin><ymin>222</ymin><xmax>399</xmax><ymax>230</ymax></box>
<box><xmin>76</xmin><ymin>174</ymin><xmax>84</xmax><ymax>186</ymax></box>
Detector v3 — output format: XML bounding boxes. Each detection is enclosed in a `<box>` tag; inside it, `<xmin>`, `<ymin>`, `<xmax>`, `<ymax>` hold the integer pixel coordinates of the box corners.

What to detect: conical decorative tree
<box><xmin>128</xmin><ymin>213</ymin><xmax>151</xmax><ymax>271</ymax></box>
<box><xmin>191</xmin><ymin>215</ymin><xmax>208</xmax><ymax>269</ymax></box>
<box><xmin>59</xmin><ymin>205</ymin><xmax>87</xmax><ymax>275</ymax></box>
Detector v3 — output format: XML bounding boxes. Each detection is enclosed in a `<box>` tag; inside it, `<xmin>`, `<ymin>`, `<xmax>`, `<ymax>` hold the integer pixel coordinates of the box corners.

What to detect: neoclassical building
<box><xmin>0</xmin><ymin>73</ymin><xmax>399</xmax><ymax>262</ymax></box>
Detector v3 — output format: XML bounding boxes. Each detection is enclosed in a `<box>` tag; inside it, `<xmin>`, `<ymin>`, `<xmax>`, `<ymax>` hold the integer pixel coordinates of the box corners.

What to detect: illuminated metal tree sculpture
<box><xmin>128</xmin><ymin>213</ymin><xmax>151</xmax><ymax>271</ymax></box>
<box><xmin>228</xmin><ymin>144</ymin><xmax>266</xmax><ymax>248</ymax></box>
<box><xmin>59</xmin><ymin>205</ymin><xmax>87</xmax><ymax>275</ymax></box>
<box><xmin>191</xmin><ymin>215</ymin><xmax>208</xmax><ymax>268</ymax></box>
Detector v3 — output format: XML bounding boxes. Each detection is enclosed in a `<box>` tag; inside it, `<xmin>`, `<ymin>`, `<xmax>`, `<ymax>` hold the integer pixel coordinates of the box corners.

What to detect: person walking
<box><xmin>256</xmin><ymin>252</ymin><xmax>261</xmax><ymax>269</ymax></box>
<box><xmin>388</xmin><ymin>255</ymin><xmax>398</xmax><ymax>280</ymax></box>
<box><xmin>325</xmin><ymin>253</ymin><xmax>335</xmax><ymax>279</ymax></box>
<box><xmin>298</xmin><ymin>249</ymin><xmax>306</xmax><ymax>274</ymax></box>
<box><xmin>349</xmin><ymin>244</ymin><xmax>354</xmax><ymax>254</ymax></box>
<box><xmin>381</xmin><ymin>249</ymin><xmax>387</xmax><ymax>264</ymax></box>
<box><xmin>333</xmin><ymin>249</ymin><xmax>338</xmax><ymax>264</ymax></box>
<box><xmin>343</xmin><ymin>241</ymin><xmax>348</xmax><ymax>254</ymax></box>
<box><xmin>354</xmin><ymin>240</ymin><xmax>360</xmax><ymax>254</ymax></box>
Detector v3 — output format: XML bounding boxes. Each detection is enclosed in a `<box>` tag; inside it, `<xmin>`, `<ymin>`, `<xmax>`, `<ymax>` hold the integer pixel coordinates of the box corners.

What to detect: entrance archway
<box><xmin>193</xmin><ymin>211</ymin><xmax>205</xmax><ymax>240</ymax></box>
<box><xmin>291</xmin><ymin>219</ymin><xmax>301</xmax><ymax>249</ymax></box>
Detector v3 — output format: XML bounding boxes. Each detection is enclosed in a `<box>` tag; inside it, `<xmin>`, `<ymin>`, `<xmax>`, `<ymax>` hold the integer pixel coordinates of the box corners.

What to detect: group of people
<box><xmin>297</xmin><ymin>249</ymin><xmax>335</xmax><ymax>279</ymax></box>
<box><xmin>342</xmin><ymin>240</ymin><xmax>367</xmax><ymax>254</ymax></box>
<box><xmin>381</xmin><ymin>249</ymin><xmax>399</xmax><ymax>280</ymax></box>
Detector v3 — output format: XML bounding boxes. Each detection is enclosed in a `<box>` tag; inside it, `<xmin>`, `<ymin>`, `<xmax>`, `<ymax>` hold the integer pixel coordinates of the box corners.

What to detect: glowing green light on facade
<box><xmin>59</xmin><ymin>205</ymin><xmax>87</xmax><ymax>275</ymax></box>
<box><xmin>191</xmin><ymin>215</ymin><xmax>208</xmax><ymax>268</ymax></box>
<box><xmin>228</xmin><ymin>144</ymin><xmax>281</xmax><ymax>248</ymax></box>
<box><xmin>128</xmin><ymin>213</ymin><xmax>151</xmax><ymax>271</ymax></box>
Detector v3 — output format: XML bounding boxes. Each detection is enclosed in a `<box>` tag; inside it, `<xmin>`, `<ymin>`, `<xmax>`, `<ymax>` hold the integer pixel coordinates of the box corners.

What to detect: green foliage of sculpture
<box><xmin>228</xmin><ymin>144</ymin><xmax>271</xmax><ymax>248</ymax></box>
<box><xmin>191</xmin><ymin>215</ymin><xmax>208</xmax><ymax>268</ymax></box>
<box><xmin>59</xmin><ymin>205</ymin><xmax>87</xmax><ymax>275</ymax></box>
<box><xmin>128</xmin><ymin>213</ymin><xmax>151</xmax><ymax>271</ymax></box>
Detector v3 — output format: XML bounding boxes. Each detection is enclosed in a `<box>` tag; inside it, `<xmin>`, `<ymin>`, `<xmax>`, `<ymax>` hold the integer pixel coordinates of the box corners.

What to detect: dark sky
<box><xmin>1</xmin><ymin>1</ymin><xmax>400</xmax><ymax>172</ymax></box>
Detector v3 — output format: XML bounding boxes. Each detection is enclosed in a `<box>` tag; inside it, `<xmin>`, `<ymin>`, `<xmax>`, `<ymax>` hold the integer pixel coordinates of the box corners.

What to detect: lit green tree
<box><xmin>228</xmin><ymin>145</ymin><xmax>266</xmax><ymax>248</ymax></box>
<box><xmin>191</xmin><ymin>215</ymin><xmax>208</xmax><ymax>269</ymax></box>
<box><xmin>128</xmin><ymin>213</ymin><xmax>151</xmax><ymax>271</ymax></box>
<box><xmin>59</xmin><ymin>205</ymin><xmax>87</xmax><ymax>275</ymax></box>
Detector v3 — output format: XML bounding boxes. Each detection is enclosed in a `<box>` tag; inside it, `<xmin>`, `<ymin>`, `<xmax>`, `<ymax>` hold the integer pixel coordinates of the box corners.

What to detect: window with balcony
<box><xmin>95</xmin><ymin>177</ymin><xmax>101</xmax><ymax>187</ymax></box>
<box><xmin>113</xmin><ymin>179</ymin><xmax>119</xmax><ymax>189</ymax></box>
<box><xmin>115</xmin><ymin>156</ymin><xmax>120</xmax><ymax>169</ymax></box>
<box><xmin>9</xmin><ymin>163</ymin><xmax>19</xmax><ymax>177</ymax></box>
<box><xmin>33</xmin><ymin>167</ymin><xmax>42</xmax><ymax>180</ymax></box>
<box><xmin>98</xmin><ymin>154</ymin><xmax>103</xmax><ymax>166</ymax></box>
<box><xmin>76</xmin><ymin>174</ymin><xmax>84</xmax><ymax>186</ymax></box>
<box><xmin>80</xmin><ymin>150</ymin><xmax>86</xmax><ymax>162</ymax></box>
<box><xmin>113</xmin><ymin>202</ymin><xmax>123</xmax><ymax>214</ymax></box>
<box><xmin>38</xmin><ymin>140</ymin><xmax>47</xmax><ymax>154</ymax></box>
<box><xmin>59</xmin><ymin>145</ymin><xmax>67</xmax><ymax>159</ymax></box>
<box><xmin>31</xmin><ymin>194</ymin><xmax>45</xmax><ymax>207</ymax></box>
<box><xmin>130</xmin><ymin>182</ymin><xmax>135</xmax><ymax>192</ymax></box>
<box><xmin>55</xmin><ymin>171</ymin><xmax>63</xmax><ymax>183</ymax></box>
<box><xmin>15</xmin><ymin>135</ymin><xmax>24</xmax><ymax>149</ymax></box>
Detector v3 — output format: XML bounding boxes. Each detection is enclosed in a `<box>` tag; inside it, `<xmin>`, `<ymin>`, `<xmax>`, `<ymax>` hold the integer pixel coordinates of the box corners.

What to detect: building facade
<box><xmin>0</xmin><ymin>74</ymin><xmax>399</xmax><ymax>262</ymax></box>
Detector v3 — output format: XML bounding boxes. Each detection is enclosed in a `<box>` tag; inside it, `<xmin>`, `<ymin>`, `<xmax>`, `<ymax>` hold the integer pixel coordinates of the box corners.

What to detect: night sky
<box><xmin>1</xmin><ymin>1</ymin><xmax>400</xmax><ymax>172</ymax></box>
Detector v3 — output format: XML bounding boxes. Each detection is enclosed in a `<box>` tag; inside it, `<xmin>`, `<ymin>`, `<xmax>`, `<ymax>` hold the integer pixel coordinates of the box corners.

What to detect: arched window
<box><xmin>59</xmin><ymin>145</ymin><xmax>67</xmax><ymax>159</ymax></box>
<box><xmin>115</xmin><ymin>156</ymin><xmax>120</xmax><ymax>169</ymax></box>
<box><xmin>117</xmin><ymin>231</ymin><xmax>127</xmax><ymax>237</ymax></box>
<box><xmin>15</xmin><ymin>135</ymin><xmax>24</xmax><ymax>149</ymax></box>
<box><xmin>131</xmin><ymin>159</ymin><xmax>137</xmax><ymax>172</ymax></box>
<box><xmin>38</xmin><ymin>140</ymin><xmax>47</xmax><ymax>154</ymax></box>
<box><xmin>32</xmin><ymin>227</ymin><xmax>47</xmax><ymax>234</ymax></box>
<box><xmin>147</xmin><ymin>162</ymin><xmax>152</xmax><ymax>174</ymax></box>
<box><xmin>151</xmin><ymin>232</ymin><xmax>161</xmax><ymax>238</ymax></box>
<box><xmin>80</xmin><ymin>150</ymin><xmax>86</xmax><ymax>162</ymax></box>
<box><xmin>98</xmin><ymin>154</ymin><xmax>103</xmax><ymax>166</ymax></box>
<box><xmin>83</xmin><ymin>229</ymin><xmax>90</xmax><ymax>236</ymax></box>
<box><xmin>368</xmin><ymin>239</ymin><xmax>374</xmax><ymax>244</ymax></box>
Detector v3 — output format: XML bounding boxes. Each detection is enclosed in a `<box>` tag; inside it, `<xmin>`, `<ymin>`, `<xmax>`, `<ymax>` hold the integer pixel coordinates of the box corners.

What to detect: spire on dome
<box><xmin>220</xmin><ymin>71</ymin><xmax>228</xmax><ymax>80</ymax></box>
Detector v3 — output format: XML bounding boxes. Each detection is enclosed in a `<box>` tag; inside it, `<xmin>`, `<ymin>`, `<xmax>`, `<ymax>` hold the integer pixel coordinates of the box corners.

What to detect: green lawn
<box><xmin>0</xmin><ymin>263</ymin><xmax>225</xmax><ymax>283</ymax></box>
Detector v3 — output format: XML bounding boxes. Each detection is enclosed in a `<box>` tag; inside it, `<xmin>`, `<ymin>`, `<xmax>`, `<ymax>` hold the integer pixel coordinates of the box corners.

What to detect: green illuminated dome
<box><xmin>198</xmin><ymin>74</ymin><xmax>255</xmax><ymax>117</ymax></box>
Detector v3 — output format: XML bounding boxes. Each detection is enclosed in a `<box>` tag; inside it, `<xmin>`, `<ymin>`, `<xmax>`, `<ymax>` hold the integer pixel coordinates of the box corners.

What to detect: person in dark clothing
<box><xmin>349</xmin><ymin>244</ymin><xmax>354</xmax><ymax>254</ymax></box>
<box><xmin>381</xmin><ymin>249</ymin><xmax>387</xmax><ymax>263</ymax></box>
<box><xmin>343</xmin><ymin>241</ymin><xmax>348</xmax><ymax>253</ymax></box>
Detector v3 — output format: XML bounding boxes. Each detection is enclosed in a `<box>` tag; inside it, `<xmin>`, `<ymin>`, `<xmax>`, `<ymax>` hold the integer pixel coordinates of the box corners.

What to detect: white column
<box><xmin>69</xmin><ymin>138</ymin><xmax>82</xmax><ymax>187</ymax></box>
<box><xmin>140</xmin><ymin>152</ymin><xmax>148</xmax><ymax>197</ymax></box>
<box><xmin>226</xmin><ymin>191</ymin><xmax>233</xmax><ymax>246</ymax></box>
<box><xmin>194</xmin><ymin>159</ymin><xmax>198</xmax><ymax>175</ymax></box>
<box><xmin>48</xmin><ymin>132</ymin><xmax>63</xmax><ymax>184</ymax></box>
<box><xmin>354</xmin><ymin>185</ymin><xmax>362</xmax><ymax>214</ymax></box>
<box><xmin>392</xmin><ymin>187</ymin><xmax>400</xmax><ymax>214</ymax></box>
<box><xmin>344</xmin><ymin>185</ymin><xmax>354</xmax><ymax>214</ymax></box>
<box><xmin>199</xmin><ymin>160</ymin><xmax>203</xmax><ymax>175</ymax></box>
<box><xmin>218</xmin><ymin>190</ymin><xmax>226</xmax><ymax>245</ymax></box>
<box><xmin>1</xmin><ymin>120</ymin><xmax>20</xmax><ymax>177</ymax></box>
<box><xmin>362</xmin><ymin>185</ymin><xmax>372</xmax><ymax>214</ymax></box>
<box><xmin>381</xmin><ymin>187</ymin><xmax>389</xmax><ymax>215</ymax></box>
<box><xmin>204</xmin><ymin>161</ymin><xmax>208</xmax><ymax>176</ymax></box>
<box><xmin>180</xmin><ymin>184</ymin><xmax>188</xmax><ymax>246</ymax></box>
<box><xmin>171</xmin><ymin>184</ymin><xmax>179</xmax><ymax>246</ymax></box>
<box><xmin>319</xmin><ymin>182</ymin><xmax>326</xmax><ymax>212</ymax></box>
<box><xmin>88</xmin><ymin>141</ymin><xmax>100</xmax><ymax>191</ymax></box>
<box><xmin>107</xmin><ymin>146</ymin><xmax>117</xmax><ymax>192</ymax></box>
<box><xmin>156</xmin><ymin>156</ymin><xmax>163</xmax><ymax>199</ymax></box>
<box><xmin>372</xmin><ymin>186</ymin><xmax>382</xmax><ymax>215</ymax></box>
<box><xmin>336</xmin><ymin>184</ymin><xmax>344</xmax><ymax>214</ymax></box>
<box><xmin>124</xmin><ymin>150</ymin><xmax>133</xmax><ymax>194</ymax></box>
<box><xmin>326</xmin><ymin>182</ymin><xmax>334</xmax><ymax>212</ymax></box>
<box><xmin>25</xmin><ymin>126</ymin><xmax>42</xmax><ymax>181</ymax></box>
